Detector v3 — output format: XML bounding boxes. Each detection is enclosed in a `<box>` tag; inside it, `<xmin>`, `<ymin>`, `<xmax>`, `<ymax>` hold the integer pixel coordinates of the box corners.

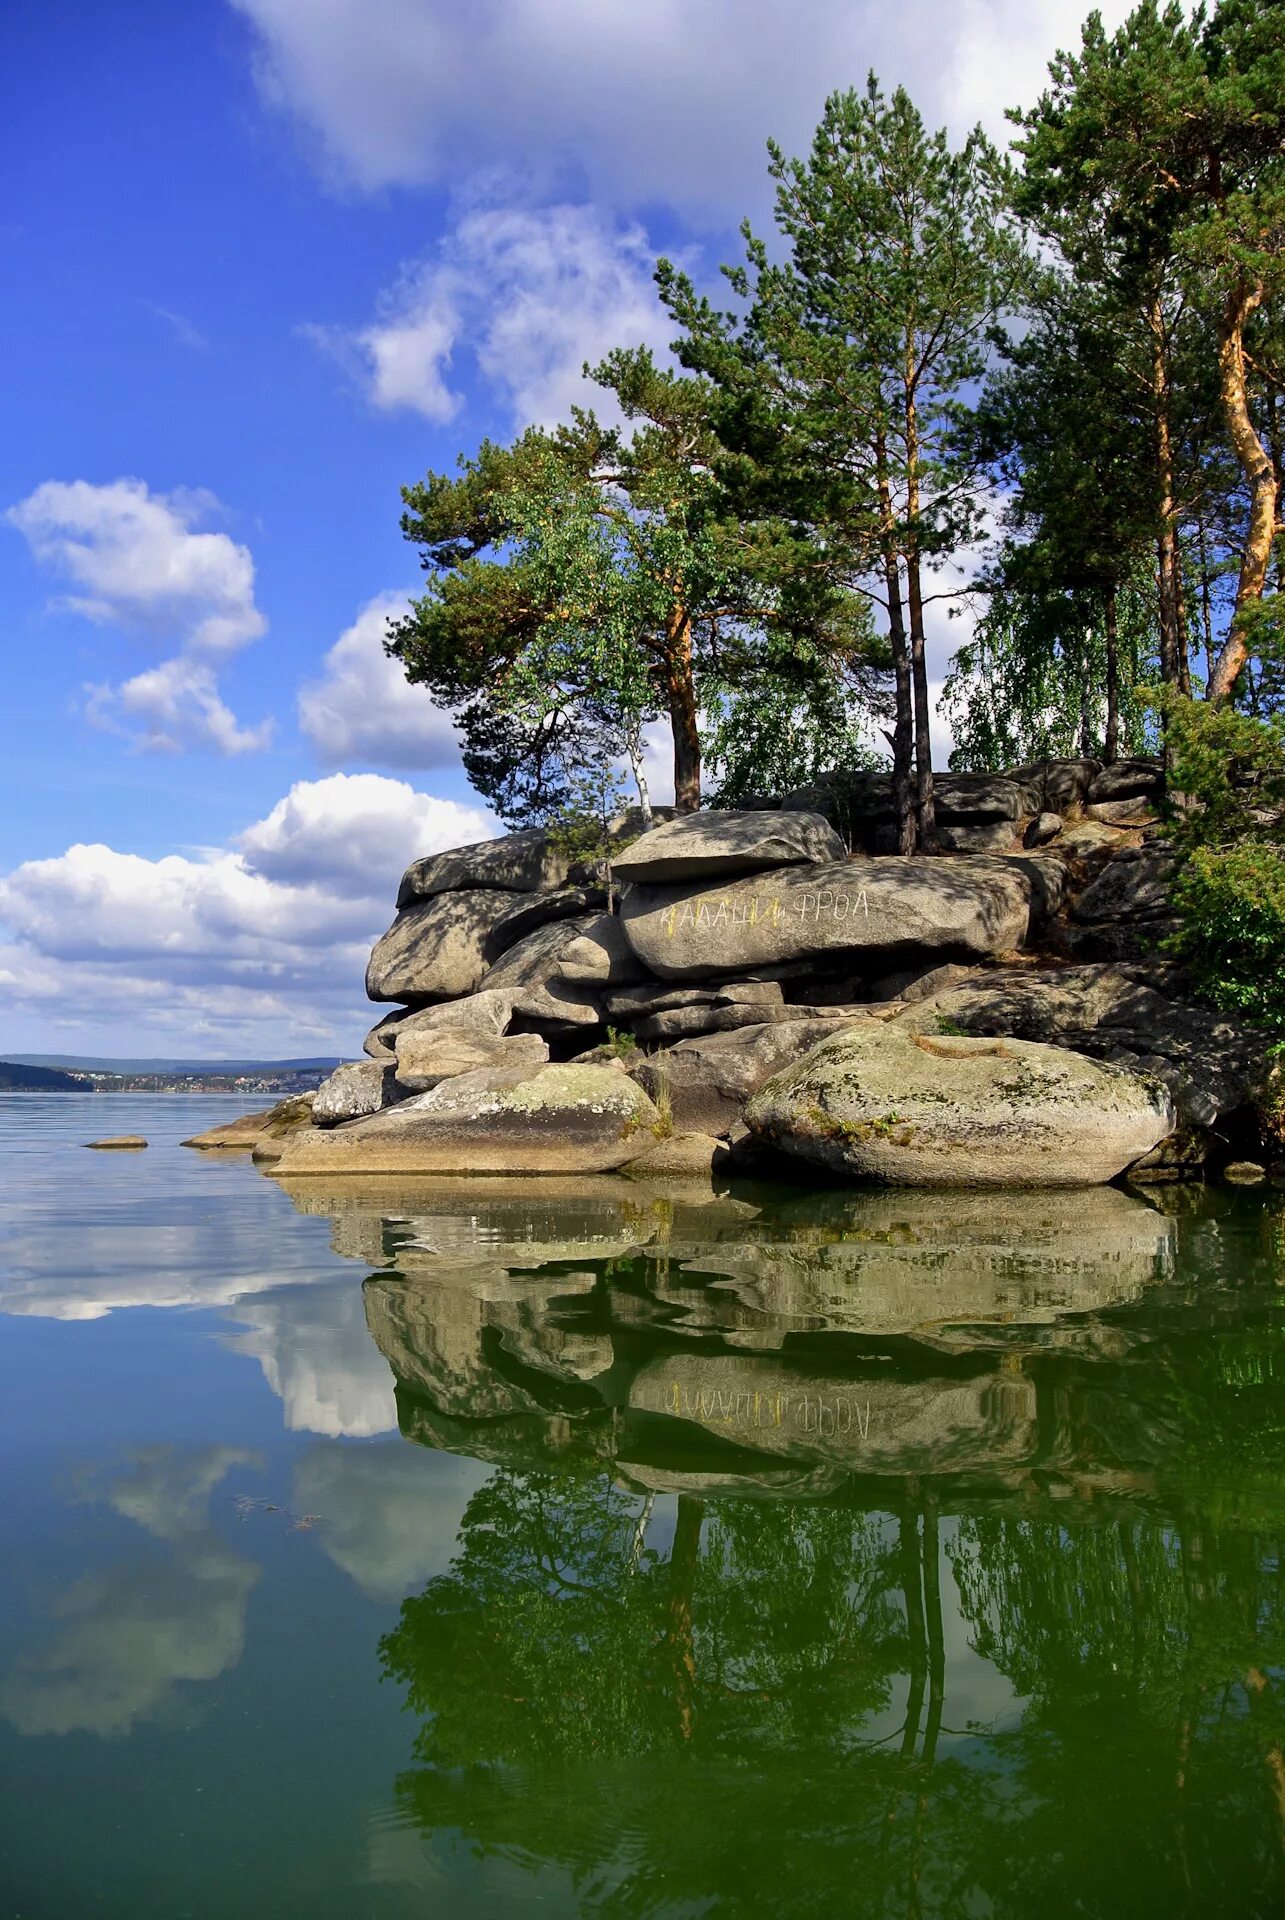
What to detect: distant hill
<box><xmin>0</xmin><ymin>1061</ymin><xmax>84</xmax><ymax>1091</ymax></box>
<box><xmin>7</xmin><ymin>1054</ymin><xmax>345</xmax><ymax>1075</ymax></box>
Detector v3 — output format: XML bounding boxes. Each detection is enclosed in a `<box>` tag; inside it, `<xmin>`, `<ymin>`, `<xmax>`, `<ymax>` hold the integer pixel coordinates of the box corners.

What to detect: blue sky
<box><xmin>0</xmin><ymin>0</ymin><xmax>1127</xmax><ymax>1058</ymax></box>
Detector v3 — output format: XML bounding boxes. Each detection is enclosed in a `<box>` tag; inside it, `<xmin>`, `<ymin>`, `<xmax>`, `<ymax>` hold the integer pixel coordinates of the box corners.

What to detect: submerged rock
<box><xmin>745</xmin><ymin>1021</ymin><xmax>1173</xmax><ymax>1186</ymax></box>
<box><xmin>84</xmin><ymin>1135</ymin><xmax>148</xmax><ymax>1150</ymax></box>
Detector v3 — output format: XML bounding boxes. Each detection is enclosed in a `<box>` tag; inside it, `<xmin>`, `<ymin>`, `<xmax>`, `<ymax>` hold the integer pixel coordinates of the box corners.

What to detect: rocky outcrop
<box><xmin>745</xmin><ymin>1022</ymin><xmax>1174</xmax><ymax>1186</ymax></box>
<box><xmin>253</xmin><ymin>761</ymin><xmax>1272</xmax><ymax>1185</ymax></box>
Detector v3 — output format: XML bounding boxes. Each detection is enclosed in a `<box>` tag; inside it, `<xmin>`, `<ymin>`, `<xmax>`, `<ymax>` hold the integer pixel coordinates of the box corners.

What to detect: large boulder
<box><xmin>397</xmin><ymin>830</ymin><xmax>570</xmax><ymax>905</ymax></box>
<box><xmin>634</xmin><ymin>1000</ymin><xmax>847</xmax><ymax>1044</ymax></box>
<box><xmin>476</xmin><ymin>913</ymin><xmax>604</xmax><ymax>1028</ymax></box>
<box><xmin>364</xmin><ymin>989</ymin><xmax>517</xmax><ymax>1060</ymax></box>
<box><xmin>313</xmin><ymin>1060</ymin><xmax>407</xmax><ymax>1126</ymax></box>
<box><xmin>1009</xmin><ymin>758</ymin><xmax>1101</xmax><ymax>814</ymax></box>
<box><xmin>489</xmin><ymin>886</ymin><xmax>606</xmax><ymax>954</ymax></box>
<box><xmin>556</xmin><ymin>913</ymin><xmax>649</xmax><ymax>986</ymax></box>
<box><xmin>1072</xmin><ymin>847</ymin><xmax>1177</xmax><ymax>922</ymax></box>
<box><xmin>631</xmin><ymin>1013</ymin><xmax>872</xmax><ymax>1135</ymax></box>
<box><xmin>605</xmin><ymin>978</ymin><xmax>784</xmax><ymax>1022</ymax></box>
<box><xmin>745</xmin><ymin>1022</ymin><xmax>1173</xmax><ymax>1186</ymax></box>
<box><xmin>479</xmin><ymin>914</ymin><xmax>595</xmax><ymax>990</ymax></box>
<box><xmin>895</xmin><ymin>965</ymin><xmax>1141</xmax><ymax>1045</ymax></box>
<box><xmin>936</xmin><ymin>821</ymin><xmax>1018</xmax><ymax>853</ymax></box>
<box><xmin>270</xmin><ymin>1062</ymin><xmax>663</xmax><ymax>1177</ymax></box>
<box><xmin>1088</xmin><ymin>758</ymin><xmax>1164</xmax><ymax>805</ymax></box>
<box><xmin>620</xmin><ymin>857</ymin><xmax>1035</xmax><ymax>981</ymax></box>
<box><xmin>366</xmin><ymin>891</ymin><xmax>503</xmax><ymax>1003</ymax></box>
<box><xmin>612</xmin><ymin>809</ymin><xmax>845</xmax><ymax>884</ymax></box>
<box><xmin>395</xmin><ymin>1028</ymin><xmax>549</xmax><ymax>1092</ymax></box>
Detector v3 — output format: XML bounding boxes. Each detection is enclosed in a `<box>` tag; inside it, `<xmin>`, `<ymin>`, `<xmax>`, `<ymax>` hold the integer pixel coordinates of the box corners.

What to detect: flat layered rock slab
<box><xmin>271</xmin><ymin>1062</ymin><xmax>661</xmax><ymax>1177</ymax></box>
<box><xmin>621</xmin><ymin>857</ymin><xmax>1034</xmax><ymax>980</ymax></box>
<box><xmin>746</xmin><ymin>1022</ymin><xmax>1174</xmax><ymax>1187</ymax></box>
<box><xmin>612</xmin><ymin>809</ymin><xmax>844</xmax><ymax>883</ymax></box>
<box><xmin>397</xmin><ymin>830</ymin><xmax>571</xmax><ymax>904</ymax></box>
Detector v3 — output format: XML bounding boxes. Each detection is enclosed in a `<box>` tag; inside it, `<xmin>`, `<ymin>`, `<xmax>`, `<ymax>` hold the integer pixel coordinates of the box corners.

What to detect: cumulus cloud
<box><xmin>0</xmin><ymin>773</ymin><xmax>495</xmax><ymax>1055</ymax></box>
<box><xmin>7</xmin><ymin>477</ymin><xmax>273</xmax><ymax>755</ymax></box>
<box><xmin>87</xmin><ymin>656</ymin><xmax>274</xmax><ymax>756</ymax></box>
<box><xmin>297</xmin><ymin>593</ymin><xmax>462</xmax><ymax>768</ymax></box>
<box><xmin>232</xmin><ymin>0</ymin><xmax>1135</xmax><ymax>215</ymax></box>
<box><xmin>312</xmin><ymin>203</ymin><xmax>670</xmax><ymax>430</ymax></box>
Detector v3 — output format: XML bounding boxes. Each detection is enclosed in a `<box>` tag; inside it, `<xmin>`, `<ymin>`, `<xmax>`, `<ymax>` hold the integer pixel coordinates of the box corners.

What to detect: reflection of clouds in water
<box><xmin>294</xmin><ymin>1441</ymin><xmax>489</xmax><ymax>1602</ymax></box>
<box><xmin>225</xmin><ymin>1280</ymin><xmax>397</xmax><ymax>1438</ymax></box>
<box><xmin>0</xmin><ymin>1446</ymin><xmax>260</xmax><ymax>1739</ymax></box>
<box><xmin>0</xmin><ymin>1108</ymin><xmax>338</xmax><ymax>1322</ymax></box>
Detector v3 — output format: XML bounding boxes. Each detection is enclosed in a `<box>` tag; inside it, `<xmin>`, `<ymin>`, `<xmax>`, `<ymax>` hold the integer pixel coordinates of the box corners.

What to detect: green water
<box><xmin>1</xmin><ymin>1096</ymin><xmax>1284</xmax><ymax>1917</ymax></box>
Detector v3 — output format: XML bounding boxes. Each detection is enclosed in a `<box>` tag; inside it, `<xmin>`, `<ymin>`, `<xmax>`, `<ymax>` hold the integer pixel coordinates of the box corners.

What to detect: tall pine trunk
<box><xmin>665</xmin><ymin>605</ymin><xmax>702</xmax><ymax>810</ymax></box>
<box><xmin>1149</xmin><ymin>296</ymin><xmax>1186</xmax><ymax>688</ymax></box>
<box><xmin>903</xmin><ymin>388</ymin><xmax>936</xmax><ymax>852</ymax></box>
<box><xmin>877</xmin><ymin>434</ymin><xmax>916</xmax><ymax>856</ymax></box>
<box><xmin>1209</xmin><ymin>280</ymin><xmax>1277</xmax><ymax>704</ymax></box>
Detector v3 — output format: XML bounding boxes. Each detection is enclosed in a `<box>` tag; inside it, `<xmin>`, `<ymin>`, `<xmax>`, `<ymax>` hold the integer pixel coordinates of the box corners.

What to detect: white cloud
<box><xmin>7</xmin><ymin>477</ymin><xmax>272</xmax><ymax>756</ymax></box>
<box><xmin>0</xmin><ymin>773</ymin><xmax>495</xmax><ymax>1055</ymax></box>
<box><xmin>297</xmin><ymin>593</ymin><xmax>462</xmax><ymax>768</ymax></box>
<box><xmin>315</xmin><ymin>203</ymin><xmax>670</xmax><ymax>430</ymax></box>
<box><xmin>88</xmin><ymin>656</ymin><xmax>275</xmax><ymax>756</ymax></box>
<box><xmin>231</xmin><ymin>0</ymin><xmax>1135</xmax><ymax>216</ymax></box>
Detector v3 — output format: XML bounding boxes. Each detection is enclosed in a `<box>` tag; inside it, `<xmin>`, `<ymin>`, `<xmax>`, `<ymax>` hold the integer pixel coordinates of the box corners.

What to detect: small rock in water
<box><xmin>1223</xmin><ymin>1160</ymin><xmax>1266</xmax><ymax>1185</ymax></box>
<box><xmin>84</xmin><ymin>1135</ymin><xmax>148</xmax><ymax>1150</ymax></box>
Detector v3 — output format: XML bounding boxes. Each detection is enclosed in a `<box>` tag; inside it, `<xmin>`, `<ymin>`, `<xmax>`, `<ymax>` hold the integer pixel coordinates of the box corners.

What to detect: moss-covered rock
<box><xmin>270</xmin><ymin>1061</ymin><xmax>662</xmax><ymax>1177</ymax></box>
<box><xmin>745</xmin><ymin>1023</ymin><xmax>1173</xmax><ymax>1187</ymax></box>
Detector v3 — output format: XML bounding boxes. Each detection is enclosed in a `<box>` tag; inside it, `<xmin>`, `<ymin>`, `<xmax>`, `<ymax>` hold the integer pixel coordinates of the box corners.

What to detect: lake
<box><xmin>1</xmin><ymin>1093</ymin><xmax>1283</xmax><ymax>1918</ymax></box>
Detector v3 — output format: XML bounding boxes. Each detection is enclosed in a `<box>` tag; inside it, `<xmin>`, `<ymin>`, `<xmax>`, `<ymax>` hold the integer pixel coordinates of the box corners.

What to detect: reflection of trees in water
<box><xmin>380</xmin><ymin>1466</ymin><xmax>1285</xmax><ymax>1916</ymax></box>
<box><xmin>380</xmin><ymin>1469</ymin><xmax>899</xmax><ymax>1770</ymax></box>
<box><xmin>356</xmin><ymin>1186</ymin><xmax>1285</xmax><ymax>1915</ymax></box>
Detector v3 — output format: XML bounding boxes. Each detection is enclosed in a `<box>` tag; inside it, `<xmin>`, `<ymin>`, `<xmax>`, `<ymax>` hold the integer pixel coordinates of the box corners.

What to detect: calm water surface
<box><xmin>1</xmin><ymin>1093</ymin><xmax>1283</xmax><ymax>1918</ymax></box>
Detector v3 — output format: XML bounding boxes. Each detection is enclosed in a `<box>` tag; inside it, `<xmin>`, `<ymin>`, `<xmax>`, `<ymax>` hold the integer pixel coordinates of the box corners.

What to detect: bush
<box><xmin>1169</xmin><ymin>843</ymin><xmax>1285</xmax><ymax>1031</ymax></box>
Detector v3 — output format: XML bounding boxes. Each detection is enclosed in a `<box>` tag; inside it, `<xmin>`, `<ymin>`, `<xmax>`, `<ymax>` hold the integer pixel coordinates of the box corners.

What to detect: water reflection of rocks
<box><xmin>281</xmin><ymin>1177</ymin><xmax>1180</xmax><ymax>1498</ymax></box>
<box><xmin>277</xmin><ymin>1178</ymin><xmax>1285</xmax><ymax>1917</ymax></box>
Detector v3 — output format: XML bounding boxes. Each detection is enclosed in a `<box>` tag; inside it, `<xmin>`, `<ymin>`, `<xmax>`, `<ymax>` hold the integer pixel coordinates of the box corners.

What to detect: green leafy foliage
<box><xmin>1152</xmin><ymin>688</ymin><xmax>1285</xmax><ymax>1029</ymax></box>
<box><xmin>943</xmin><ymin>571</ymin><xmax>1159</xmax><ymax>770</ymax></box>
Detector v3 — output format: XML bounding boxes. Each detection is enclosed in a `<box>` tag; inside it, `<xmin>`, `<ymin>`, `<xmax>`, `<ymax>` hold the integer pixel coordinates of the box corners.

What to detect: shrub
<box><xmin>1169</xmin><ymin>843</ymin><xmax>1285</xmax><ymax>1032</ymax></box>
